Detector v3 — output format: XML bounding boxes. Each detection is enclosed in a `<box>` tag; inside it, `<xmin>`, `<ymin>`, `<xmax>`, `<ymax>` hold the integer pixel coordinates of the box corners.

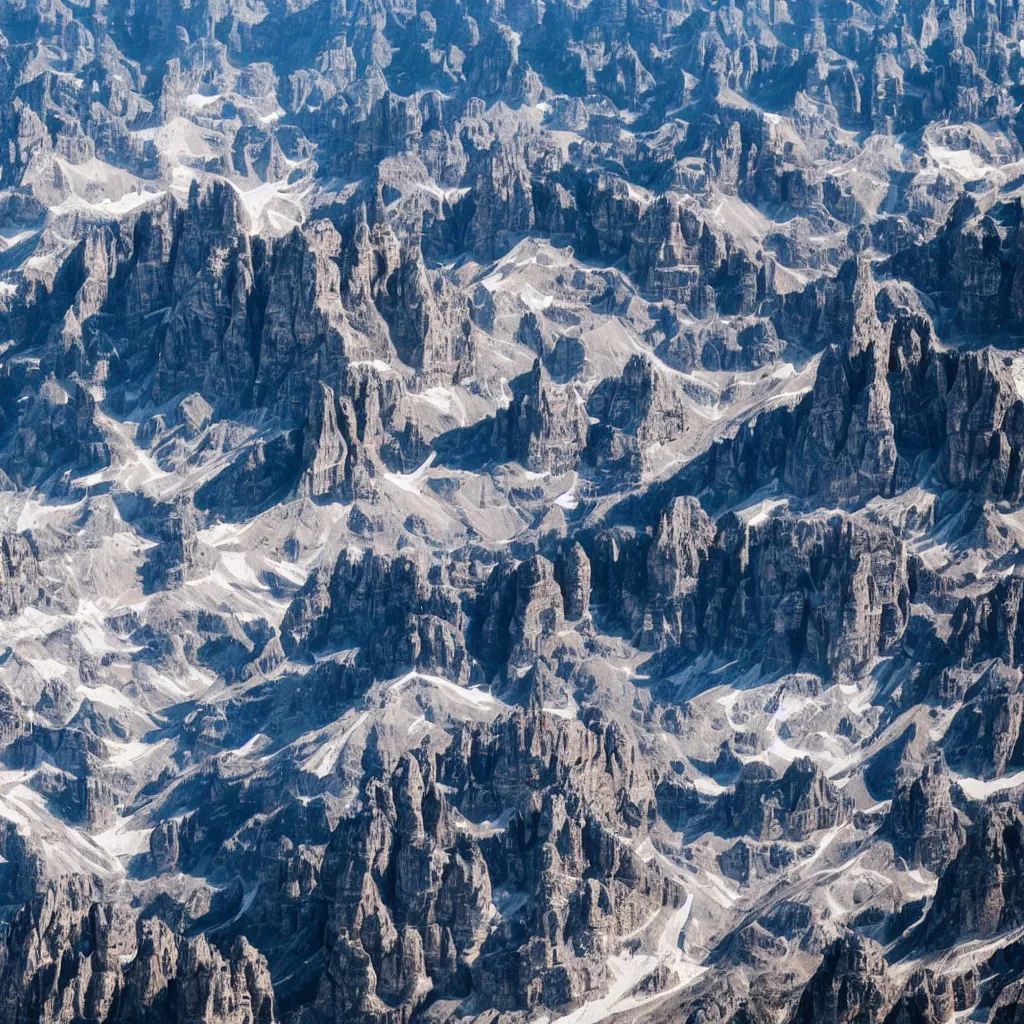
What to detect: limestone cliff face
<box><xmin>494</xmin><ymin>360</ymin><xmax>590</xmax><ymax>475</ymax></box>
<box><xmin>718</xmin><ymin>758</ymin><xmax>853</xmax><ymax>842</ymax></box>
<box><xmin>297</xmin><ymin>706</ymin><xmax>678</xmax><ymax>1020</ymax></box>
<box><xmin>940</xmin><ymin>349</ymin><xmax>1024</xmax><ymax>502</ymax></box>
<box><xmin>2</xmin><ymin>378</ymin><xmax>109</xmax><ymax>486</ymax></box>
<box><xmin>5</xmin><ymin>2</ymin><xmax>1024</xmax><ymax>1023</ymax></box>
<box><xmin>0</xmin><ymin>532</ymin><xmax>42</xmax><ymax>616</ymax></box>
<box><xmin>786</xmin><ymin>260</ymin><xmax>898</xmax><ymax>505</ymax></box>
<box><xmin>921</xmin><ymin>805</ymin><xmax>1024</xmax><ymax>946</ymax></box>
<box><xmin>0</xmin><ymin>878</ymin><xmax>277</xmax><ymax>1024</ymax></box>
<box><xmin>281</xmin><ymin>545</ymin><xmax>470</xmax><ymax>683</ymax></box>
<box><xmin>884</xmin><ymin>755</ymin><xmax>966</xmax><ymax>875</ymax></box>
<box><xmin>585</xmin><ymin>507</ymin><xmax>909</xmax><ymax>678</ymax></box>
<box><xmin>790</xmin><ymin>933</ymin><xmax>895</xmax><ymax>1024</ymax></box>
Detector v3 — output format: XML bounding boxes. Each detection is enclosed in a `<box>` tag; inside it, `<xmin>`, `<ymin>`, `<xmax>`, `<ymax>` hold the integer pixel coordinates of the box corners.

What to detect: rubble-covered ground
<box><xmin>6</xmin><ymin>0</ymin><xmax>1024</xmax><ymax>1022</ymax></box>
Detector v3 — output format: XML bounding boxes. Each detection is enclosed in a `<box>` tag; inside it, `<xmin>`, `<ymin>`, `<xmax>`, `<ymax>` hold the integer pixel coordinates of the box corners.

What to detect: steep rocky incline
<box><xmin>5</xmin><ymin>1</ymin><xmax>1024</xmax><ymax>1023</ymax></box>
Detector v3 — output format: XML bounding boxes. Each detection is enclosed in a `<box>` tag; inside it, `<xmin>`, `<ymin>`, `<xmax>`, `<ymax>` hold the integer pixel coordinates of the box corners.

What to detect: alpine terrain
<box><xmin>4</xmin><ymin>0</ymin><xmax>1024</xmax><ymax>1022</ymax></box>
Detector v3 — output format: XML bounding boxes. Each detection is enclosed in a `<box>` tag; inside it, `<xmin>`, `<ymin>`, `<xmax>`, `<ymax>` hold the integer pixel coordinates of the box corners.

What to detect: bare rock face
<box><xmin>0</xmin><ymin>532</ymin><xmax>42</xmax><ymax>615</ymax></box>
<box><xmin>0</xmin><ymin>877</ymin><xmax>276</xmax><ymax>1024</ymax></box>
<box><xmin>791</xmin><ymin>932</ymin><xmax>895</xmax><ymax>1024</ymax></box>
<box><xmin>119</xmin><ymin>918</ymin><xmax>182</xmax><ymax>1023</ymax></box>
<box><xmin>785</xmin><ymin>260</ymin><xmax>899</xmax><ymax>505</ymax></box>
<box><xmin>495</xmin><ymin>360</ymin><xmax>589</xmax><ymax>475</ymax></box>
<box><xmin>309</xmin><ymin>754</ymin><xmax>491</xmax><ymax>1023</ymax></box>
<box><xmin>882</xmin><ymin>969</ymin><xmax>976</xmax><ymax>1024</ymax></box>
<box><xmin>627</xmin><ymin>195</ymin><xmax>760</xmax><ymax>314</ymax></box>
<box><xmin>922</xmin><ymin>805</ymin><xmax>1024</xmax><ymax>946</ymax></box>
<box><xmin>148</xmin><ymin>819</ymin><xmax>181</xmax><ymax>873</ymax></box>
<box><xmin>293</xmin><ymin>363</ymin><xmax>409</xmax><ymax>506</ymax></box>
<box><xmin>476</xmin><ymin>553</ymin><xmax>565</xmax><ymax>669</ymax></box>
<box><xmin>141</xmin><ymin>494</ymin><xmax>211</xmax><ymax>591</ymax></box>
<box><xmin>941</xmin><ymin>662</ymin><xmax>1024</xmax><ymax>780</ymax></box>
<box><xmin>699</xmin><ymin>512</ymin><xmax>911</xmax><ymax>678</ymax></box>
<box><xmin>305</xmin><ymin>708</ymin><xmax>671</xmax><ymax>1019</ymax></box>
<box><xmin>889</xmin><ymin>195</ymin><xmax>1024</xmax><ymax>340</ymax></box>
<box><xmin>585</xmin><ymin>504</ymin><xmax>909</xmax><ymax>676</ymax></box>
<box><xmin>719</xmin><ymin>758</ymin><xmax>853</xmax><ymax>842</ymax></box>
<box><xmin>0</xmin><ymin>877</ymin><xmax>118</xmax><ymax>1024</ymax></box>
<box><xmin>2</xmin><ymin>377</ymin><xmax>109</xmax><ymax>485</ymax></box>
<box><xmin>468</xmin><ymin>138</ymin><xmax>535</xmax><ymax>261</ymax></box>
<box><xmin>354</xmin><ymin>217</ymin><xmax>472</xmax><ymax>381</ymax></box>
<box><xmin>8</xmin><ymin>1</ymin><xmax>1024</xmax><ymax>1023</ymax></box>
<box><xmin>281</xmin><ymin>547</ymin><xmax>469</xmax><ymax>681</ymax></box>
<box><xmin>884</xmin><ymin>755</ymin><xmax>966</xmax><ymax>875</ymax></box>
<box><xmin>952</xmin><ymin>566</ymin><xmax>1024</xmax><ymax>666</ymax></box>
<box><xmin>298</xmin><ymin>382</ymin><xmax>357</xmax><ymax>501</ymax></box>
<box><xmin>433</xmin><ymin>709</ymin><xmax>679</xmax><ymax>1014</ymax></box>
<box><xmin>585</xmin><ymin>354</ymin><xmax>691</xmax><ymax>483</ymax></box>
<box><xmin>152</xmin><ymin>183</ymin><xmax>260</xmax><ymax>407</ymax></box>
<box><xmin>194</xmin><ymin>430</ymin><xmax>305</xmax><ymax>517</ymax></box>
<box><xmin>642</xmin><ymin>495</ymin><xmax>717</xmax><ymax>648</ymax></box>
<box><xmin>175</xmin><ymin>936</ymin><xmax>277</xmax><ymax>1024</ymax></box>
<box><xmin>556</xmin><ymin>541</ymin><xmax>591</xmax><ymax>622</ymax></box>
<box><xmin>989</xmin><ymin>977</ymin><xmax>1024</xmax><ymax>1024</ymax></box>
<box><xmin>941</xmin><ymin>349</ymin><xmax>1024</xmax><ymax>501</ymax></box>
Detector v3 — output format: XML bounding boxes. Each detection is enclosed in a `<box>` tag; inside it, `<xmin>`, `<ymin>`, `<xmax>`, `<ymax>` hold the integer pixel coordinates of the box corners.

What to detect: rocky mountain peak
<box><xmin>4</xmin><ymin>1</ymin><xmax>1024</xmax><ymax>1022</ymax></box>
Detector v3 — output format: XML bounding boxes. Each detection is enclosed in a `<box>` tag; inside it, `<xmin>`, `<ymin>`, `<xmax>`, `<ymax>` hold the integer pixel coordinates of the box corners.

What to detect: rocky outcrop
<box><xmin>940</xmin><ymin>348</ymin><xmax>1024</xmax><ymax>502</ymax></box>
<box><xmin>719</xmin><ymin>758</ymin><xmax>853</xmax><ymax>842</ymax></box>
<box><xmin>308</xmin><ymin>754</ymin><xmax>491</xmax><ymax>1024</ymax></box>
<box><xmin>441</xmin><ymin>709</ymin><xmax>678</xmax><ymax>1012</ymax></box>
<box><xmin>585</xmin><ymin>355</ymin><xmax>692</xmax><ymax>484</ymax></box>
<box><xmin>791</xmin><ymin>932</ymin><xmax>894</xmax><ymax>1024</ymax></box>
<box><xmin>641</xmin><ymin>495</ymin><xmax>717</xmax><ymax>649</ymax></box>
<box><xmin>468</xmin><ymin>138</ymin><xmax>535</xmax><ymax>261</ymax></box>
<box><xmin>627</xmin><ymin>194</ymin><xmax>761</xmax><ymax>315</ymax></box>
<box><xmin>682</xmin><ymin>510</ymin><xmax>910</xmax><ymax>677</ymax></box>
<box><xmin>555</xmin><ymin>542</ymin><xmax>591</xmax><ymax>622</ymax></box>
<box><xmin>172</xmin><ymin>936</ymin><xmax>276</xmax><ymax>1024</ymax></box>
<box><xmin>281</xmin><ymin>547</ymin><xmax>469</xmax><ymax>682</ymax></box>
<box><xmin>922</xmin><ymin>805</ymin><xmax>1024</xmax><ymax>946</ymax></box>
<box><xmin>785</xmin><ymin>260</ymin><xmax>898</xmax><ymax>505</ymax></box>
<box><xmin>350</xmin><ymin>216</ymin><xmax>472</xmax><ymax>381</ymax></box>
<box><xmin>0</xmin><ymin>532</ymin><xmax>42</xmax><ymax>616</ymax></box>
<box><xmin>309</xmin><ymin>706</ymin><xmax>676</xmax><ymax>1019</ymax></box>
<box><xmin>941</xmin><ymin>662</ymin><xmax>1024</xmax><ymax>780</ymax></box>
<box><xmin>475</xmin><ymin>553</ymin><xmax>565</xmax><ymax>669</ymax></box>
<box><xmin>194</xmin><ymin>431</ymin><xmax>304</xmax><ymax>517</ymax></box>
<box><xmin>2</xmin><ymin>378</ymin><xmax>109</xmax><ymax>485</ymax></box>
<box><xmin>884</xmin><ymin>755</ymin><xmax>966</xmax><ymax>875</ymax></box>
<box><xmin>494</xmin><ymin>360</ymin><xmax>589</xmax><ymax>475</ymax></box>
<box><xmin>888</xmin><ymin>195</ymin><xmax>1024</xmax><ymax>341</ymax></box>
<box><xmin>141</xmin><ymin>494</ymin><xmax>211</xmax><ymax>592</ymax></box>
<box><xmin>0</xmin><ymin>877</ymin><xmax>276</xmax><ymax>1024</ymax></box>
<box><xmin>152</xmin><ymin>183</ymin><xmax>261</xmax><ymax>408</ymax></box>
<box><xmin>0</xmin><ymin>877</ymin><xmax>130</xmax><ymax>1024</ymax></box>
<box><xmin>585</xmin><ymin>504</ymin><xmax>910</xmax><ymax>677</ymax></box>
<box><xmin>882</xmin><ymin>969</ymin><xmax>977</xmax><ymax>1024</ymax></box>
<box><xmin>298</xmin><ymin>382</ymin><xmax>358</xmax><ymax>502</ymax></box>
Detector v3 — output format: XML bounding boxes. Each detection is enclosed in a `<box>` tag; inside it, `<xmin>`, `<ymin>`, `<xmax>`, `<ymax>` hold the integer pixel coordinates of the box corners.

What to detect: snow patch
<box><xmin>389</xmin><ymin>670</ymin><xmax>500</xmax><ymax>714</ymax></box>
<box><xmin>24</xmin><ymin>657</ymin><xmax>68</xmax><ymax>680</ymax></box>
<box><xmin>184</xmin><ymin>92</ymin><xmax>222</xmax><ymax>109</ymax></box>
<box><xmin>303</xmin><ymin>712</ymin><xmax>369</xmax><ymax>779</ymax></box>
<box><xmin>93</xmin><ymin>823</ymin><xmax>153</xmax><ymax>857</ymax></box>
<box><xmin>544</xmin><ymin>892</ymin><xmax>704</xmax><ymax>1024</ymax></box>
<box><xmin>956</xmin><ymin>771</ymin><xmax>1024</xmax><ymax>800</ymax></box>
<box><xmin>77</xmin><ymin>684</ymin><xmax>139</xmax><ymax>713</ymax></box>
<box><xmin>384</xmin><ymin>452</ymin><xmax>436</xmax><ymax>494</ymax></box>
<box><xmin>50</xmin><ymin>190</ymin><xmax>165</xmax><ymax>218</ymax></box>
